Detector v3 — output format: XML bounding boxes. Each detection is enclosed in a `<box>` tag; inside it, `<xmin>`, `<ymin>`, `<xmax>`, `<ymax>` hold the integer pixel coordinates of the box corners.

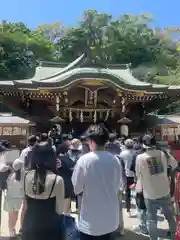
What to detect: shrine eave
<box><xmin>0</xmin><ymin>53</ymin><xmax>179</xmax><ymax>94</ymax></box>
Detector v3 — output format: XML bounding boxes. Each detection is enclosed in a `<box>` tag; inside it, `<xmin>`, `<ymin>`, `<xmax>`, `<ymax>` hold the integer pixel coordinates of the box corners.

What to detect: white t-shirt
<box><xmin>19</xmin><ymin>146</ymin><xmax>32</xmax><ymax>162</ymax></box>
<box><xmin>72</xmin><ymin>150</ymin><xmax>122</xmax><ymax>236</ymax></box>
<box><xmin>136</xmin><ymin>149</ymin><xmax>177</xmax><ymax>200</ymax></box>
<box><xmin>119</xmin><ymin>149</ymin><xmax>135</xmax><ymax>177</ymax></box>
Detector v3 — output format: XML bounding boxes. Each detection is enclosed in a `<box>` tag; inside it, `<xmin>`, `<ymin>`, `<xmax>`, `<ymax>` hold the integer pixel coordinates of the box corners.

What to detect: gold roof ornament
<box><xmin>39</xmin><ymin>89</ymin><xmax>50</xmax><ymax>94</ymax></box>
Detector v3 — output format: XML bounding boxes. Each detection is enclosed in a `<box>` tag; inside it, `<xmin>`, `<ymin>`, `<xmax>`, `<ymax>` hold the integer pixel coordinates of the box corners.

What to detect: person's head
<box><xmin>30</xmin><ymin>141</ymin><xmax>57</xmax><ymax>195</ymax></box>
<box><xmin>138</xmin><ymin>136</ymin><xmax>143</xmax><ymax>144</ymax></box>
<box><xmin>124</xmin><ymin>139</ymin><xmax>134</xmax><ymax>149</ymax></box>
<box><xmin>28</xmin><ymin>135</ymin><xmax>37</xmax><ymax>147</ymax></box>
<box><xmin>132</xmin><ymin>138</ymin><xmax>138</xmax><ymax>144</ymax></box>
<box><xmin>80</xmin><ymin>135</ymin><xmax>87</xmax><ymax>144</ymax></box>
<box><xmin>134</xmin><ymin>143</ymin><xmax>142</xmax><ymax>151</ymax></box>
<box><xmin>56</xmin><ymin>143</ymin><xmax>69</xmax><ymax>155</ymax></box>
<box><xmin>31</xmin><ymin>141</ymin><xmax>56</xmax><ymax>171</ymax></box>
<box><xmin>143</xmin><ymin>134</ymin><xmax>156</xmax><ymax>149</ymax></box>
<box><xmin>70</xmin><ymin>138</ymin><xmax>82</xmax><ymax>150</ymax></box>
<box><xmin>87</xmin><ymin>124</ymin><xmax>109</xmax><ymax>148</ymax></box>
<box><xmin>62</xmin><ymin>134</ymin><xmax>69</xmax><ymax>144</ymax></box>
<box><xmin>1</xmin><ymin>140</ymin><xmax>11</xmax><ymax>149</ymax></box>
<box><xmin>40</xmin><ymin>133</ymin><xmax>48</xmax><ymax>142</ymax></box>
<box><xmin>108</xmin><ymin>133</ymin><xmax>117</xmax><ymax>143</ymax></box>
<box><xmin>0</xmin><ymin>141</ymin><xmax>9</xmax><ymax>158</ymax></box>
<box><xmin>52</xmin><ymin>125</ymin><xmax>58</xmax><ymax>131</ymax></box>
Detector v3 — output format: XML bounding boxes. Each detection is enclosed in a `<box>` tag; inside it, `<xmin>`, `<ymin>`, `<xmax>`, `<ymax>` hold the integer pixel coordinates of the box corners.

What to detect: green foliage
<box><xmin>0</xmin><ymin>21</ymin><xmax>54</xmax><ymax>79</ymax></box>
<box><xmin>0</xmin><ymin>10</ymin><xmax>180</xmax><ymax>83</ymax></box>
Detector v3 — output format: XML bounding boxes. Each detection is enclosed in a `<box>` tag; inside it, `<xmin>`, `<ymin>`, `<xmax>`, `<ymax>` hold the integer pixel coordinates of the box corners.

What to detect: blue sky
<box><xmin>1</xmin><ymin>0</ymin><xmax>180</xmax><ymax>29</ymax></box>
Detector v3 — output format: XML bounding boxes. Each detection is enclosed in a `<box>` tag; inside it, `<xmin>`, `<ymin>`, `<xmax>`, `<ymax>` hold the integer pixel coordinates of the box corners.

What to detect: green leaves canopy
<box><xmin>0</xmin><ymin>11</ymin><xmax>179</xmax><ymax>83</ymax></box>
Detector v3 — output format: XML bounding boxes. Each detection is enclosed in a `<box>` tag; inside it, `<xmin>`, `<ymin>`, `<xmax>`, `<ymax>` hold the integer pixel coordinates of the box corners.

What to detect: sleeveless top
<box><xmin>22</xmin><ymin>172</ymin><xmax>60</xmax><ymax>232</ymax></box>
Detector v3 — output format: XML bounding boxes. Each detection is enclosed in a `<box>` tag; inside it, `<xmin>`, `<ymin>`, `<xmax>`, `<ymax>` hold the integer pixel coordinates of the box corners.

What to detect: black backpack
<box><xmin>24</xmin><ymin>150</ymin><xmax>33</xmax><ymax>170</ymax></box>
<box><xmin>0</xmin><ymin>170</ymin><xmax>11</xmax><ymax>190</ymax></box>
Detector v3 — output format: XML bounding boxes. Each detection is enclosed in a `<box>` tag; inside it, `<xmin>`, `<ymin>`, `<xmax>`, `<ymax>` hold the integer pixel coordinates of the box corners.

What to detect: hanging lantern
<box><xmin>93</xmin><ymin>110</ymin><xmax>97</xmax><ymax>123</ymax></box>
<box><xmin>121</xmin><ymin>124</ymin><xmax>129</xmax><ymax>136</ymax></box>
<box><xmin>80</xmin><ymin>110</ymin><xmax>83</xmax><ymax>123</ymax></box>
<box><xmin>121</xmin><ymin>98</ymin><xmax>126</xmax><ymax>113</ymax></box>
<box><xmin>56</xmin><ymin>96</ymin><xmax>60</xmax><ymax>111</ymax></box>
<box><xmin>69</xmin><ymin>108</ymin><xmax>73</xmax><ymax>122</ymax></box>
<box><xmin>105</xmin><ymin>109</ymin><xmax>110</xmax><ymax>121</ymax></box>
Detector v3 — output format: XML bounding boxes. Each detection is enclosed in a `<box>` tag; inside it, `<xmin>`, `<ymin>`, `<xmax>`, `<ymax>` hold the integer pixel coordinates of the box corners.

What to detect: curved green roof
<box><xmin>0</xmin><ymin>53</ymin><xmax>179</xmax><ymax>93</ymax></box>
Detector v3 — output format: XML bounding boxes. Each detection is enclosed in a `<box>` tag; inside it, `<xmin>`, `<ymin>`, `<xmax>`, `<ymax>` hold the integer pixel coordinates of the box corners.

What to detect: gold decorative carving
<box><xmin>82</xmin><ymin>79</ymin><xmax>104</xmax><ymax>86</ymax></box>
<box><xmin>39</xmin><ymin>90</ymin><xmax>50</xmax><ymax>94</ymax></box>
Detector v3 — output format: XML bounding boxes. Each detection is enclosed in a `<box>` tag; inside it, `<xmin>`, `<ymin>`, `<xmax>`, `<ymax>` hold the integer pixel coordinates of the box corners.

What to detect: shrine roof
<box><xmin>0</xmin><ymin>113</ymin><xmax>33</xmax><ymax>125</ymax></box>
<box><xmin>0</xmin><ymin>53</ymin><xmax>178</xmax><ymax>92</ymax></box>
<box><xmin>146</xmin><ymin>114</ymin><xmax>180</xmax><ymax>126</ymax></box>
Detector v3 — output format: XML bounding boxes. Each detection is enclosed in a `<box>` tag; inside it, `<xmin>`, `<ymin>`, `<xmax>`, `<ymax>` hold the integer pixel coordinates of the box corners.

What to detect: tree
<box><xmin>34</xmin><ymin>21</ymin><xmax>65</xmax><ymax>44</ymax></box>
<box><xmin>1</xmin><ymin>11</ymin><xmax>180</xmax><ymax>84</ymax></box>
<box><xmin>0</xmin><ymin>21</ymin><xmax>54</xmax><ymax>79</ymax></box>
<box><xmin>56</xmin><ymin>11</ymin><xmax>179</xmax><ymax>73</ymax></box>
<box><xmin>56</xmin><ymin>10</ymin><xmax>112</xmax><ymax>60</ymax></box>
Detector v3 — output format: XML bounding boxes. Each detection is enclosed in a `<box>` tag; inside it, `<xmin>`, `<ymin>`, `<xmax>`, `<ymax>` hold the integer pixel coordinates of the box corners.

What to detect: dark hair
<box><xmin>108</xmin><ymin>133</ymin><xmax>117</xmax><ymax>142</ymax></box>
<box><xmin>87</xmin><ymin>124</ymin><xmax>109</xmax><ymax>146</ymax></box>
<box><xmin>52</xmin><ymin>125</ymin><xmax>58</xmax><ymax>130</ymax></box>
<box><xmin>40</xmin><ymin>133</ymin><xmax>48</xmax><ymax>142</ymax></box>
<box><xmin>143</xmin><ymin>135</ymin><xmax>156</xmax><ymax>147</ymax></box>
<box><xmin>138</xmin><ymin>136</ymin><xmax>143</xmax><ymax>144</ymax></box>
<box><xmin>30</xmin><ymin>142</ymin><xmax>56</xmax><ymax>195</ymax></box>
<box><xmin>80</xmin><ymin>135</ymin><xmax>87</xmax><ymax>141</ymax></box>
<box><xmin>56</xmin><ymin>143</ymin><xmax>69</xmax><ymax>155</ymax></box>
<box><xmin>28</xmin><ymin>135</ymin><xmax>37</xmax><ymax>146</ymax></box>
<box><xmin>62</xmin><ymin>134</ymin><xmax>69</xmax><ymax>142</ymax></box>
<box><xmin>1</xmin><ymin>140</ymin><xmax>11</xmax><ymax>149</ymax></box>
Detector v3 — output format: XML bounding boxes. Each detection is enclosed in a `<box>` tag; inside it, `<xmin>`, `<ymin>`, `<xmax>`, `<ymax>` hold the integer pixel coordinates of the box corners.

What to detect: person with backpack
<box><xmin>129</xmin><ymin>142</ymin><xmax>148</xmax><ymax>235</ymax></box>
<box><xmin>119</xmin><ymin>139</ymin><xmax>135</xmax><ymax>217</ymax></box>
<box><xmin>105</xmin><ymin>133</ymin><xmax>121</xmax><ymax>156</ymax></box>
<box><xmin>56</xmin><ymin>143</ymin><xmax>76</xmax><ymax>216</ymax></box>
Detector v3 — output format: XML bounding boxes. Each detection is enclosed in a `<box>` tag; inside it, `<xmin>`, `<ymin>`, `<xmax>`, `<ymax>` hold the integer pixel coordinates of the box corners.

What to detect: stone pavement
<box><xmin>0</xmin><ymin>194</ymin><xmax>169</xmax><ymax>239</ymax></box>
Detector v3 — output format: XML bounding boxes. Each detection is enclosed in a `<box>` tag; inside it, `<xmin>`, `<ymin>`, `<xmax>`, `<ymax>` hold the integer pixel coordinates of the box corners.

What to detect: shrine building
<box><xmin>0</xmin><ymin>52</ymin><xmax>180</xmax><ymax>135</ymax></box>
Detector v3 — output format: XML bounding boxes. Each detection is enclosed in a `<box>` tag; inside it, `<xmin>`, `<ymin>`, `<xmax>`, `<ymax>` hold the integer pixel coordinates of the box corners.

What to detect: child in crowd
<box><xmin>3</xmin><ymin>158</ymin><xmax>24</xmax><ymax>238</ymax></box>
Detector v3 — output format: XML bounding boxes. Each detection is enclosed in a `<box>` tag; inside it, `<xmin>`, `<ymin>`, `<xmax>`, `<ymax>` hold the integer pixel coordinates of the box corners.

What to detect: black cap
<box><xmin>108</xmin><ymin>133</ymin><xmax>117</xmax><ymax>142</ymax></box>
<box><xmin>143</xmin><ymin>134</ymin><xmax>156</xmax><ymax>147</ymax></box>
<box><xmin>87</xmin><ymin>124</ymin><xmax>109</xmax><ymax>146</ymax></box>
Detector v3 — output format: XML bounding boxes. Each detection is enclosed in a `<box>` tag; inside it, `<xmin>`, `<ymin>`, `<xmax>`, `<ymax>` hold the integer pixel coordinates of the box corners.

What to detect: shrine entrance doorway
<box><xmin>61</xmin><ymin>120</ymin><xmax>115</xmax><ymax>137</ymax></box>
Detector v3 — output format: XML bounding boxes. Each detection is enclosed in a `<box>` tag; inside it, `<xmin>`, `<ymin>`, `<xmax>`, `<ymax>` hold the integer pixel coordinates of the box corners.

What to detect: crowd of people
<box><xmin>0</xmin><ymin>124</ymin><xmax>179</xmax><ymax>240</ymax></box>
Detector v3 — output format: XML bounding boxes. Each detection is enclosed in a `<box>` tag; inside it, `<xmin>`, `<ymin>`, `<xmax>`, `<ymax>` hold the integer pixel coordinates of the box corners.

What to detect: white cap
<box><xmin>13</xmin><ymin>158</ymin><xmax>23</xmax><ymax>171</ymax></box>
<box><xmin>124</xmin><ymin>139</ymin><xmax>134</xmax><ymax>148</ymax></box>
